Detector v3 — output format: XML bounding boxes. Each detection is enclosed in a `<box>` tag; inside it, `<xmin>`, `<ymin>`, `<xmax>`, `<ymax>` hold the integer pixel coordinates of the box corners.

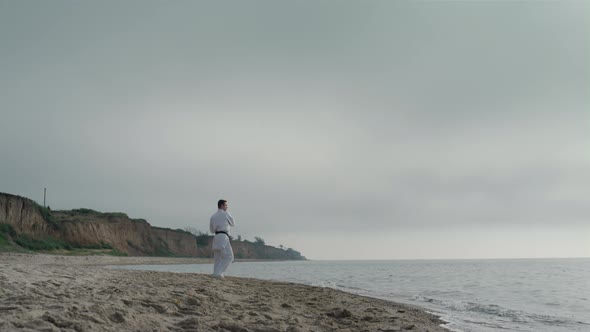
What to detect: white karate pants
<box><xmin>212</xmin><ymin>234</ymin><xmax>234</xmax><ymax>277</ymax></box>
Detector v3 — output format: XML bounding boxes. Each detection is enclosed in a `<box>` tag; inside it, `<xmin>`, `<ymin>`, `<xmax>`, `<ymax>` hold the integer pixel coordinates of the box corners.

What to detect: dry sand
<box><xmin>0</xmin><ymin>253</ymin><xmax>449</xmax><ymax>332</ymax></box>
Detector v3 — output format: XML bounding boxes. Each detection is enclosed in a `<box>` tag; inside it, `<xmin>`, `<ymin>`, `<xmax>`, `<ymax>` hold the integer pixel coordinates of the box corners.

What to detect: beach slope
<box><xmin>0</xmin><ymin>254</ymin><xmax>447</xmax><ymax>332</ymax></box>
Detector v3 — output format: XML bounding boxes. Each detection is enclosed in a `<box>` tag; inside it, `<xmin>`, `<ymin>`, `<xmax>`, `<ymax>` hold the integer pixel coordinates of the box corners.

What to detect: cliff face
<box><xmin>0</xmin><ymin>192</ymin><xmax>305</xmax><ymax>260</ymax></box>
<box><xmin>151</xmin><ymin>227</ymin><xmax>197</xmax><ymax>257</ymax></box>
<box><xmin>0</xmin><ymin>193</ymin><xmax>55</xmax><ymax>238</ymax></box>
<box><xmin>0</xmin><ymin>192</ymin><xmax>197</xmax><ymax>256</ymax></box>
<box><xmin>54</xmin><ymin>213</ymin><xmax>198</xmax><ymax>257</ymax></box>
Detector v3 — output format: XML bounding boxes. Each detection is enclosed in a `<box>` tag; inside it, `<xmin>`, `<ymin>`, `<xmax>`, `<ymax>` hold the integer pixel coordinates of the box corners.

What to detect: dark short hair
<box><xmin>218</xmin><ymin>199</ymin><xmax>227</xmax><ymax>209</ymax></box>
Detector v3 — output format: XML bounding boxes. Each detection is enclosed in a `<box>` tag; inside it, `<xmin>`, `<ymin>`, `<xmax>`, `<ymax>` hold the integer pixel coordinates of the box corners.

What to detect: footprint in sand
<box><xmin>109</xmin><ymin>312</ymin><xmax>125</xmax><ymax>323</ymax></box>
<box><xmin>176</xmin><ymin>317</ymin><xmax>200</xmax><ymax>330</ymax></box>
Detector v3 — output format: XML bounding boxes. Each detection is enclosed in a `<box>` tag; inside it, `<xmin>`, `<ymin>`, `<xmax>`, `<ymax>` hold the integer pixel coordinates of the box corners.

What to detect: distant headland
<box><xmin>0</xmin><ymin>192</ymin><xmax>305</xmax><ymax>260</ymax></box>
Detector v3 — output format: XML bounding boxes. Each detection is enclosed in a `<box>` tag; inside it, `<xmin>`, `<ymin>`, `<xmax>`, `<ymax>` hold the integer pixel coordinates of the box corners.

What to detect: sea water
<box><xmin>114</xmin><ymin>258</ymin><xmax>590</xmax><ymax>332</ymax></box>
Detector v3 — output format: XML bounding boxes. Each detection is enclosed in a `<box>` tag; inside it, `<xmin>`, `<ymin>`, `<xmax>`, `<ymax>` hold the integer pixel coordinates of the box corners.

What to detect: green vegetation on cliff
<box><xmin>0</xmin><ymin>192</ymin><xmax>306</xmax><ymax>259</ymax></box>
<box><xmin>0</xmin><ymin>224</ymin><xmax>14</xmax><ymax>247</ymax></box>
<box><xmin>35</xmin><ymin>204</ymin><xmax>60</xmax><ymax>229</ymax></box>
<box><xmin>66</xmin><ymin>208</ymin><xmax>129</xmax><ymax>219</ymax></box>
<box><xmin>0</xmin><ymin>222</ymin><xmax>127</xmax><ymax>256</ymax></box>
<box><xmin>183</xmin><ymin>228</ymin><xmax>306</xmax><ymax>260</ymax></box>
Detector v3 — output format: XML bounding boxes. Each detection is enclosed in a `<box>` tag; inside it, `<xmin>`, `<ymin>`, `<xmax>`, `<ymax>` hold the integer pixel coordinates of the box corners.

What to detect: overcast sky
<box><xmin>1</xmin><ymin>1</ymin><xmax>589</xmax><ymax>259</ymax></box>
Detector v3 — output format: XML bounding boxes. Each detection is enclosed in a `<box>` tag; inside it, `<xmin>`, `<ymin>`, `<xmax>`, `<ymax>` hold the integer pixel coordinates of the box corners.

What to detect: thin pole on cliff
<box><xmin>43</xmin><ymin>188</ymin><xmax>46</xmax><ymax>207</ymax></box>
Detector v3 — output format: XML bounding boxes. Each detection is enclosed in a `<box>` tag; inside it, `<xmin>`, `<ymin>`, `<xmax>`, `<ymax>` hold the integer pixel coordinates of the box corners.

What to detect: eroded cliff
<box><xmin>0</xmin><ymin>192</ymin><xmax>306</xmax><ymax>260</ymax></box>
<box><xmin>0</xmin><ymin>192</ymin><xmax>196</xmax><ymax>256</ymax></box>
<box><xmin>195</xmin><ymin>234</ymin><xmax>305</xmax><ymax>260</ymax></box>
<box><xmin>0</xmin><ymin>193</ymin><xmax>55</xmax><ymax>238</ymax></box>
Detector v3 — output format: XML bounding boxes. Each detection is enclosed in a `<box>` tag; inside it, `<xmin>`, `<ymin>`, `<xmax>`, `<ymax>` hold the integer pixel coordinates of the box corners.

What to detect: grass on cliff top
<box><xmin>70</xmin><ymin>208</ymin><xmax>129</xmax><ymax>219</ymax></box>
<box><xmin>62</xmin><ymin>208</ymin><xmax>149</xmax><ymax>224</ymax></box>
<box><xmin>151</xmin><ymin>226</ymin><xmax>195</xmax><ymax>235</ymax></box>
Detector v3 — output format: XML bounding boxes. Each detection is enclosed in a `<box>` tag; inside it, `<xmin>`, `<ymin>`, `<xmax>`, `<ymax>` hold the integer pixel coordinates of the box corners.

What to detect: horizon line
<box><xmin>305</xmin><ymin>256</ymin><xmax>590</xmax><ymax>261</ymax></box>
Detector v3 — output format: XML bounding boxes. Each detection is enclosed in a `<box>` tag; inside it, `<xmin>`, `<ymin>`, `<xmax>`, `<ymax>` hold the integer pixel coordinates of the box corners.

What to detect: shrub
<box><xmin>108</xmin><ymin>249</ymin><xmax>128</xmax><ymax>256</ymax></box>
<box><xmin>103</xmin><ymin>212</ymin><xmax>128</xmax><ymax>219</ymax></box>
<box><xmin>0</xmin><ymin>223</ymin><xmax>16</xmax><ymax>237</ymax></box>
<box><xmin>174</xmin><ymin>228</ymin><xmax>193</xmax><ymax>235</ymax></box>
<box><xmin>101</xmin><ymin>241</ymin><xmax>113</xmax><ymax>249</ymax></box>
<box><xmin>286</xmin><ymin>248</ymin><xmax>305</xmax><ymax>260</ymax></box>
<box><xmin>71</xmin><ymin>209</ymin><xmax>128</xmax><ymax>219</ymax></box>
<box><xmin>15</xmin><ymin>235</ymin><xmax>69</xmax><ymax>251</ymax></box>
<box><xmin>0</xmin><ymin>233</ymin><xmax>8</xmax><ymax>246</ymax></box>
<box><xmin>36</xmin><ymin>205</ymin><xmax>60</xmax><ymax>229</ymax></box>
<box><xmin>71</xmin><ymin>208</ymin><xmax>100</xmax><ymax>215</ymax></box>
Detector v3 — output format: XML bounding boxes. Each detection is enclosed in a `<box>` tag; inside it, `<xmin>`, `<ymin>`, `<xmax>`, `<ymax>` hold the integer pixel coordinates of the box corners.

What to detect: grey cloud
<box><xmin>1</xmin><ymin>1</ymin><xmax>589</xmax><ymax>258</ymax></box>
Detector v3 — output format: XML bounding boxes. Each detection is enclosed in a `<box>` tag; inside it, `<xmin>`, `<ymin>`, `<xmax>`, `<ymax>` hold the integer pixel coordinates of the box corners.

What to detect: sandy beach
<box><xmin>0</xmin><ymin>253</ymin><xmax>448</xmax><ymax>332</ymax></box>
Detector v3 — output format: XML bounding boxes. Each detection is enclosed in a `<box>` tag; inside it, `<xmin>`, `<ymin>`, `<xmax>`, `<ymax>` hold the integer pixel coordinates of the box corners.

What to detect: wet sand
<box><xmin>0</xmin><ymin>253</ymin><xmax>448</xmax><ymax>332</ymax></box>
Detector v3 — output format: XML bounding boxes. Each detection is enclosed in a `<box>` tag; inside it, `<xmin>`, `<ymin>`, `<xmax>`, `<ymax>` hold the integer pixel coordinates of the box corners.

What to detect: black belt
<box><xmin>215</xmin><ymin>231</ymin><xmax>229</xmax><ymax>237</ymax></box>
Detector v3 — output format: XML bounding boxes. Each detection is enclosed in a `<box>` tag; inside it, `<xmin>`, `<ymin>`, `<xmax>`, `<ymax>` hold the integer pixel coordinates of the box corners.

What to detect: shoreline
<box><xmin>0</xmin><ymin>253</ymin><xmax>449</xmax><ymax>331</ymax></box>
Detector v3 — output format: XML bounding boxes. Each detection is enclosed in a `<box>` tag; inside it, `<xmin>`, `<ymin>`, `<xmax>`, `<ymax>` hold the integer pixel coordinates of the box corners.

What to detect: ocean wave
<box><xmin>410</xmin><ymin>295</ymin><xmax>580</xmax><ymax>328</ymax></box>
<box><xmin>310</xmin><ymin>279</ymin><xmax>371</xmax><ymax>294</ymax></box>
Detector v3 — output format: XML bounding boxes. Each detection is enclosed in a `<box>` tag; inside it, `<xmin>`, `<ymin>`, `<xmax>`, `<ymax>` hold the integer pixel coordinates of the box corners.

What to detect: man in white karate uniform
<box><xmin>209</xmin><ymin>199</ymin><xmax>235</xmax><ymax>279</ymax></box>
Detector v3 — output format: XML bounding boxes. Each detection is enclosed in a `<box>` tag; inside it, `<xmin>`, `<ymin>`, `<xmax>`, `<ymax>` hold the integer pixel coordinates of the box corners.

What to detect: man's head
<box><xmin>217</xmin><ymin>199</ymin><xmax>228</xmax><ymax>211</ymax></box>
